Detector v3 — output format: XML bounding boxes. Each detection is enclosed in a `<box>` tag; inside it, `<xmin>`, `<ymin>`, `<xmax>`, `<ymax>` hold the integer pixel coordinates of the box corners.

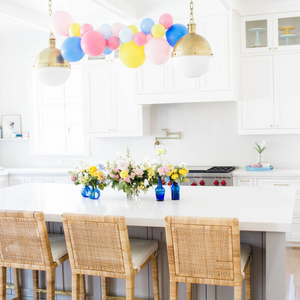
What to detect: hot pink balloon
<box><xmin>133</xmin><ymin>32</ymin><xmax>147</xmax><ymax>46</ymax></box>
<box><xmin>107</xmin><ymin>36</ymin><xmax>120</xmax><ymax>50</ymax></box>
<box><xmin>49</xmin><ymin>11</ymin><xmax>73</xmax><ymax>36</ymax></box>
<box><xmin>80</xmin><ymin>24</ymin><xmax>93</xmax><ymax>37</ymax></box>
<box><xmin>111</xmin><ymin>22</ymin><xmax>124</xmax><ymax>37</ymax></box>
<box><xmin>81</xmin><ymin>31</ymin><xmax>106</xmax><ymax>56</ymax></box>
<box><xmin>159</xmin><ymin>13</ymin><xmax>173</xmax><ymax>29</ymax></box>
<box><xmin>144</xmin><ymin>38</ymin><xmax>170</xmax><ymax>65</ymax></box>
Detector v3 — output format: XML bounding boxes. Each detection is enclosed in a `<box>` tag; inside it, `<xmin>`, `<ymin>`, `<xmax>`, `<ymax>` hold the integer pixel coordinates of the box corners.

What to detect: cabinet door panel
<box><xmin>83</xmin><ymin>67</ymin><xmax>113</xmax><ymax>133</ymax></box>
<box><xmin>112</xmin><ymin>66</ymin><xmax>140</xmax><ymax>132</ymax></box>
<box><xmin>9</xmin><ymin>175</ymin><xmax>26</xmax><ymax>186</ymax></box>
<box><xmin>198</xmin><ymin>15</ymin><xmax>229</xmax><ymax>91</ymax></box>
<box><xmin>241</xmin><ymin>56</ymin><xmax>274</xmax><ymax>130</ymax></box>
<box><xmin>274</xmin><ymin>53</ymin><xmax>300</xmax><ymax>129</ymax></box>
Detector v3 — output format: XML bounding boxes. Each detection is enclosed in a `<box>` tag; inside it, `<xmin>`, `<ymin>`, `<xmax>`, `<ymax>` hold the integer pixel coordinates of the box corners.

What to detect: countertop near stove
<box><xmin>232</xmin><ymin>168</ymin><xmax>300</xmax><ymax>177</ymax></box>
<box><xmin>0</xmin><ymin>183</ymin><xmax>295</xmax><ymax>232</ymax></box>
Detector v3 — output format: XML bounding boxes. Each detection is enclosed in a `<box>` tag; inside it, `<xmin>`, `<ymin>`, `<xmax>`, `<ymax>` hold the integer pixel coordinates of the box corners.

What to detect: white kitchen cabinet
<box><xmin>26</xmin><ymin>175</ymin><xmax>70</xmax><ymax>184</ymax></box>
<box><xmin>0</xmin><ymin>176</ymin><xmax>8</xmax><ymax>188</ymax></box>
<box><xmin>9</xmin><ymin>175</ymin><xmax>26</xmax><ymax>186</ymax></box>
<box><xmin>235</xmin><ymin>178</ymin><xmax>254</xmax><ymax>186</ymax></box>
<box><xmin>83</xmin><ymin>62</ymin><xmax>150</xmax><ymax>137</ymax></box>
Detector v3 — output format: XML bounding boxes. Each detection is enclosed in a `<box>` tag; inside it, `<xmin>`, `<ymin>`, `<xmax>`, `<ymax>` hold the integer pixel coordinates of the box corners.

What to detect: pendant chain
<box><xmin>190</xmin><ymin>0</ymin><xmax>194</xmax><ymax>24</ymax></box>
<box><xmin>49</xmin><ymin>0</ymin><xmax>54</xmax><ymax>38</ymax></box>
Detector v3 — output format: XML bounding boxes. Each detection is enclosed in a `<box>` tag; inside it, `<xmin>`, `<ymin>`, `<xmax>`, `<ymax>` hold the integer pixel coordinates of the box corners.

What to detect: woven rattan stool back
<box><xmin>62</xmin><ymin>214</ymin><xmax>134</xmax><ymax>277</ymax></box>
<box><xmin>0</xmin><ymin>210</ymin><xmax>53</xmax><ymax>269</ymax></box>
<box><xmin>165</xmin><ymin>216</ymin><xmax>243</xmax><ymax>286</ymax></box>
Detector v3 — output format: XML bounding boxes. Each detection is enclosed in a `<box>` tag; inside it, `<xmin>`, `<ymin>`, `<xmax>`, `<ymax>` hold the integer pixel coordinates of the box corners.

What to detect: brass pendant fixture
<box><xmin>33</xmin><ymin>0</ymin><xmax>71</xmax><ymax>86</ymax></box>
<box><xmin>171</xmin><ymin>0</ymin><xmax>213</xmax><ymax>78</ymax></box>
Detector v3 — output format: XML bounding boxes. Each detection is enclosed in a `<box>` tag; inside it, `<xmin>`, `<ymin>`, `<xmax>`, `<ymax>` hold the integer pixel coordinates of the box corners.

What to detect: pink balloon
<box><xmin>133</xmin><ymin>32</ymin><xmax>147</xmax><ymax>46</ymax></box>
<box><xmin>49</xmin><ymin>11</ymin><xmax>73</xmax><ymax>36</ymax></box>
<box><xmin>159</xmin><ymin>13</ymin><xmax>173</xmax><ymax>29</ymax></box>
<box><xmin>81</xmin><ymin>31</ymin><xmax>106</xmax><ymax>56</ymax></box>
<box><xmin>81</xmin><ymin>24</ymin><xmax>93</xmax><ymax>37</ymax></box>
<box><xmin>144</xmin><ymin>38</ymin><xmax>171</xmax><ymax>65</ymax></box>
<box><xmin>107</xmin><ymin>36</ymin><xmax>120</xmax><ymax>50</ymax></box>
<box><xmin>146</xmin><ymin>34</ymin><xmax>153</xmax><ymax>42</ymax></box>
<box><xmin>111</xmin><ymin>22</ymin><xmax>124</xmax><ymax>37</ymax></box>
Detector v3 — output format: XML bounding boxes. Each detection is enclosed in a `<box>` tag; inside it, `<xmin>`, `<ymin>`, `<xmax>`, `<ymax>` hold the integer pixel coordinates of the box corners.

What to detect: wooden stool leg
<box><xmin>234</xmin><ymin>285</ymin><xmax>242</xmax><ymax>300</ymax></box>
<box><xmin>13</xmin><ymin>269</ymin><xmax>20</xmax><ymax>300</ymax></box>
<box><xmin>245</xmin><ymin>264</ymin><xmax>251</xmax><ymax>300</ymax></box>
<box><xmin>186</xmin><ymin>283</ymin><xmax>192</xmax><ymax>300</ymax></box>
<box><xmin>101</xmin><ymin>277</ymin><xmax>107</xmax><ymax>300</ymax></box>
<box><xmin>72</xmin><ymin>273</ymin><xmax>80</xmax><ymax>300</ymax></box>
<box><xmin>170</xmin><ymin>281</ymin><xmax>178</xmax><ymax>300</ymax></box>
<box><xmin>125</xmin><ymin>276</ymin><xmax>134</xmax><ymax>300</ymax></box>
<box><xmin>46</xmin><ymin>268</ymin><xmax>55</xmax><ymax>300</ymax></box>
<box><xmin>151</xmin><ymin>256</ymin><xmax>159</xmax><ymax>300</ymax></box>
<box><xmin>33</xmin><ymin>270</ymin><xmax>39</xmax><ymax>300</ymax></box>
<box><xmin>0</xmin><ymin>267</ymin><xmax>6</xmax><ymax>300</ymax></box>
<box><xmin>80</xmin><ymin>275</ymin><xmax>86</xmax><ymax>300</ymax></box>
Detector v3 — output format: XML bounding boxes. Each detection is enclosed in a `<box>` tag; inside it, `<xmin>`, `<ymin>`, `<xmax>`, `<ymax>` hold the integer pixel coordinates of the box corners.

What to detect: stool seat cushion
<box><xmin>129</xmin><ymin>239</ymin><xmax>158</xmax><ymax>271</ymax></box>
<box><xmin>49</xmin><ymin>234</ymin><xmax>68</xmax><ymax>264</ymax></box>
<box><xmin>241</xmin><ymin>243</ymin><xmax>251</xmax><ymax>274</ymax></box>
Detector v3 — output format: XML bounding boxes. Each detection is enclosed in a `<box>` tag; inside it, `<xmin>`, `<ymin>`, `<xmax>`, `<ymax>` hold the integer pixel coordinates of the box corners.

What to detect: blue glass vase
<box><xmin>81</xmin><ymin>185</ymin><xmax>91</xmax><ymax>198</ymax></box>
<box><xmin>155</xmin><ymin>177</ymin><xmax>165</xmax><ymax>201</ymax></box>
<box><xmin>171</xmin><ymin>182</ymin><xmax>180</xmax><ymax>200</ymax></box>
<box><xmin>89</xmin><ymin>186</ymin><xmax>100</xmax><ymax>200</ymax></box>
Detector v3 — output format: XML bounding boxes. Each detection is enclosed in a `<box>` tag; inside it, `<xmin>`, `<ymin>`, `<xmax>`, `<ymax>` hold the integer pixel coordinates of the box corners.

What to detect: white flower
<box><xmin>144</xmin><ymin>179</ymin><xmax>149</xmax><ymax>186</ymax></box>
<box><xmin>180</xmin><ymin>162</ymin><xmax>187</xmax><ymax>168</ymax></box>
<box><xmin>259</xmin><ymin>140</ymin><xmax>267</xmax><ymax>148</ymax></box>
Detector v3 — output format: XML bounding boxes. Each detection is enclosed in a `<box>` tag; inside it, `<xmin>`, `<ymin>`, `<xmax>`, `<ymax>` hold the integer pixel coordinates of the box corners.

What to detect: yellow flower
<box><xmin>168</xmin><ymin>164</ymin><xmax>172</xmax><ymax>169</ymax></box>
<box><xmin>179</xmin><ymin>169</ymin><xmax>187</xmax><ymax>175</ymax></box>
<box><xmin>171</xmin><ymin>174</ymin><xmax>179</xmax><ymax>180</ymax></box>
<box><xmin>167</xmin><ymin>171</ymin><xmax>173</xmax><ymax>177</ymax></box>
<box><xmin>173</xmin><ymin>169</ymin><xmax>178</xmax><ymax>173</ymax></box>
<box><xmin>141</xmin><ymin>182</ymin><xmax>144</xmax><ymax>185</ymax></box>
<box><xmin>120</xmin><ymin>170</ymin><xmax>128</xmax><ymax>179</ymax></box>
<box><xmin>89</xmin><ymin>166</ymin><xmax>97</xmax><ymax>176</ymax></box>
<box><xmin>82</xmin><ymin>169</ymin><xmax>87</xmax><ymax>173</ymax></box>
<box><xmin>157</xmin><ymin>149</ymin><xmax>165</xmax><ymax>154</ymax></box>
<box><xmin>183</xmin><ymin>178</ymin><xmax>189</xmax><ymax>182</ymax></box>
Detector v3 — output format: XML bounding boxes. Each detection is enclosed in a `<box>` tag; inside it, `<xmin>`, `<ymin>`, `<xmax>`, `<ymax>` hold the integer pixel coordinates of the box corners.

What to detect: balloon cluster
<box><xmin>49</xmin><ymin>11</ymin><xmax>188</xmax><ymax>68</ymax></box>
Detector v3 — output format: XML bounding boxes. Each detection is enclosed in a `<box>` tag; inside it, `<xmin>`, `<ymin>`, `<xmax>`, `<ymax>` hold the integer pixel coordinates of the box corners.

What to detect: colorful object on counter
<box><xmin>155</xmin><ymin>177</ymin><xmax>165</xmax><ymax>201</ymax></box>
<box><xmin>89</xmin><ymin>186</ymin><xmax>100</xmax><ymax>200</ymax></box>
<box><xmin>69</xmin><ymin>23</ymin><xmax>81</xmax><ymax>37</ymax></box>
<box><xmin>61</xmin><ymin>37</ymin><xmax>85</xmax><ymax>62</ymax></box>
<box><xmin>250</xmin><ymin>163</ymin><xmax>261</xmax><ymax>168</ymax></box>
<box><xmin>171</xmin><ymin>182</ymin><xmax>180</xmax><ymax>200</ymax></box>
<box><xmin>81</xmin><ymin>185</ymin><xmax>91</xmax><ymax>198</ymax></box>
<box><xmin>254</xmin><ymin>140</ymin><xmax>267</xmax><ymax>164</ymax></box>
<box><xmin>0</xmin><ymin>167</ymin><xmax>4</xmax><ymax>172</ymax></box>
<box><xmin>246</xmin><ymin>165</ymin><xmax>274</xmax><ymax>171</ymax></box>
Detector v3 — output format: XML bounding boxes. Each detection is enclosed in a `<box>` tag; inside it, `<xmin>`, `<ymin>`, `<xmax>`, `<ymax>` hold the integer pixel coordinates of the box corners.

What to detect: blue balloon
<box><xmin>98</xmin><ymin>23</ymin><xmax>112</xmax><ymax>40</ymax></box>
<box><xmin>119</xmin><ymin>27</ymin><xmax>133</xmax><ymax>43</ymax></box>
<box><xmin>140</xmin><ymin>18</ymin><xmax>155</xmax><ymax>35</ymax></box>
<box><xmin>103</xmin><ymin>46</ymin><xmax>113</xmax><ymax>55</ymax></box>
<box><xmin>166</xmin><ymin>24</ymin><xmax>188</xmax><ymax>47</ymax></box>
<box><xmin>61</xmin><ymin>37</ymin><xmax>85</xmax><ymax>62</ymax></box>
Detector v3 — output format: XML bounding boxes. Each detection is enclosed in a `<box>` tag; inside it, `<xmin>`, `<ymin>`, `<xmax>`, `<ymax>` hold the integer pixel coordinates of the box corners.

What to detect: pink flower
<box><xmin>164</xmin><ymin>165</ymin><xmax>170</xmax><ymax>173</ymax></box>
<box><xmin>118</xmin><ymin>160</ymin><xmax>129</xmax><ymax>170</ymax></box>
<box><xmin>113</xmin><ymin>167</ymin><xmax>119</xmax><ymax>173</ymax></box>
<box><xmin>119</xmin><ymin>178</ymin><xmax>123</xmax><ymax>182</ymax></box>
<box><xmin>125</xmin><ymin>176</ymin><xmax>131</xmax><ymax>183</ymax></box>
<box><xmin>70</xmin><ymin>174</ymin><xmax>76</xmax><ymax>182</ymax></box>
<box><xmin>158</xmin><ymin>167</ymin><xmax>166</xmax><ymax>176</ymax></box>
<box><xmin>131</xmin><ymin>173</ymin><xmax>135</xmax><ymax>178</ymax></box>
<box><xmin>109</xmin><ymin>173</ymin><xmax>114</xmax><ymax>178</ymax></box>
<box><xmin>135</xmin><ymin>168</ymin><xmax>144</xmax><ymax>177</ymax></box>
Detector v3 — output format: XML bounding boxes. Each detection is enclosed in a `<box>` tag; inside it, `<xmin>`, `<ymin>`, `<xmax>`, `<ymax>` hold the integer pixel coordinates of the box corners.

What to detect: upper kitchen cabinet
<box><xmin>135</xmin><ymin>12</ymin><xmax>238</xmax><ymax>105</ymax></box>
<box><xmin>83</xmin><ymin>62</ymin><xmax>150</xmax><ymax>137</ymax></box>
<box><xmin>241</xmin><ymin>15</ymin><xmax>272</xmax><ymax>54</ymax></box>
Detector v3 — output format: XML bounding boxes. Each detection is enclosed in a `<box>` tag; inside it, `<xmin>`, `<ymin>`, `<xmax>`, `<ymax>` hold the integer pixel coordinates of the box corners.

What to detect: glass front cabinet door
<box><xmin>241</xmin><ymin>15</ymin><xmax>272</xmax><ymax>54</ymax></box>
<box><xmin>273</xmin><ymin>11</ymin><xmax>300</xmax><ymax>51</ymax></box>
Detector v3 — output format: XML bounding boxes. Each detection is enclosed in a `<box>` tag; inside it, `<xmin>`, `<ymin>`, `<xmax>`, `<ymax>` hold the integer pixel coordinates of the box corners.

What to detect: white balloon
<box><xmin>98</xmin><ymin>23</ymin><xmax>112</xmax><ymax>40</ymax></box>
<box><xmin>119</xmin><ymin>28</ymin><xmax>133</xmax><ymax>43</ymax></box>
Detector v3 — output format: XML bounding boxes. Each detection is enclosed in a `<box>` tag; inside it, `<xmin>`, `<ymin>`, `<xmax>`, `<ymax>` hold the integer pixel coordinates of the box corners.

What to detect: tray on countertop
<box><xmin>246</xmin><ymin>165</ymin><xmax>273</xmax><ymax>171</ymax></box>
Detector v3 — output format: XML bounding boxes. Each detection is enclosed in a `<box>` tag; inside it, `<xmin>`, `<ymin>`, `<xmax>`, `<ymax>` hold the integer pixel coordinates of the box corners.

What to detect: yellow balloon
<box><xmin>151</xmin><ymin>24</ymin><xmax>165</xmax><ymax>38</ymax></box>
<box><xmin>120</xmin><ymin>41</ymin><xmax>146</xmax><ymax>68</ymax></box>
<box><xmin>127</xmin><ymin>25</ymin><xmax>138</xmax><ymax>34</ymax></box>
<box><xmin>69</xmin><ymin>23</ymin><xmax>81</xmax><ymax>37</ymax></box>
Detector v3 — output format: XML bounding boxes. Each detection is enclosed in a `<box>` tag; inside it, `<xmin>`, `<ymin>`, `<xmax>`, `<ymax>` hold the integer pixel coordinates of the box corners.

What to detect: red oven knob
<box><xmin>199</xmin><ymin>180</ymin><xmax>205</xmax><ymax>186</ymax></box>
<box><xmin>191</xmin><ymin>182</ymin><xmax>197</xmax><ymax>186</ymax></box>
<box><xmin>213</xmin><ymin>180</ymin><xmax>219</xmax><ymax>186</ymax></box>
<box><xmin>221</xmin><ymin>180</ymin><xmax>226</xmax><ymax>186</ymax></box>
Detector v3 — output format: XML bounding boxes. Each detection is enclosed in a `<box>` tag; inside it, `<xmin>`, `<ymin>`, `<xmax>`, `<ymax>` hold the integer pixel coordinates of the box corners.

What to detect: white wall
<box><xmin>1</xmin><ymin>32</ymin><xmax>300</xmax><ymax>169</ymax></box>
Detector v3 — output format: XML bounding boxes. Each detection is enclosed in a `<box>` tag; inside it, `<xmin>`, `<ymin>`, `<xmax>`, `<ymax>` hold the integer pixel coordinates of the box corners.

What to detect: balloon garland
<box><xmin>50</xmin><ymin>11</ymin><xmax>188</xmax><ymax>69</ymax></box>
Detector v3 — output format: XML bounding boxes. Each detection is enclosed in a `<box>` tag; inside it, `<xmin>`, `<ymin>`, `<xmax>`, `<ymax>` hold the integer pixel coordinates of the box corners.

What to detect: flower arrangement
<box><xmin>254</xmin><ymin>141</ymin><xmax>267</xmax><ymax>164</ymax></box>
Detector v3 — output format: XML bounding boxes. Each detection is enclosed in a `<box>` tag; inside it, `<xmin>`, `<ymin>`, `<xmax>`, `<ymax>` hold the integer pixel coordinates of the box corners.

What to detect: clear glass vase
<box><xmin>171</xmin><ymin>182</ymin><xmax>180</xmax><ymax>200</ymax></box>
<box><xmin>155</xmin><ymin>177</ymin><xmax>165</xmax><ymax>201</ymax></box>
<box><xmin>89</xmin><ymin>186</ymin><xmax>100</xmax><ymax>200</ymax></box>
<box><xmin>126</xmin><ymin>190</ymin><xmax>140</xmax><ymax>201</ymax></box>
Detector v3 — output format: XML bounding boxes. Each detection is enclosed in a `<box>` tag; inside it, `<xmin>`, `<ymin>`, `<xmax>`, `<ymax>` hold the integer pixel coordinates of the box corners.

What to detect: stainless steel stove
<box><xmin>183</xmin><ymin>166</ymin><xmax>236</xmax><ymax>187</ymax></box>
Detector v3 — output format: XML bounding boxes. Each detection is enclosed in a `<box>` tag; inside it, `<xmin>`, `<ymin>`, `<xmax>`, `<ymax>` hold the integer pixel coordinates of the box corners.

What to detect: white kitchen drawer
<box><xmin>257</xmin><ymin>178</ymin><xmax>300</xmax><ymax>190</ymax></box>
<box><xmin>26</xmin><ymin>175</ymin><xmax>70</xmax><ymax>184</ymax></box>
<box><xmin>236</xmin><ymin>178</ymin><xmax>254</xmax><ymax>187</ymax></box>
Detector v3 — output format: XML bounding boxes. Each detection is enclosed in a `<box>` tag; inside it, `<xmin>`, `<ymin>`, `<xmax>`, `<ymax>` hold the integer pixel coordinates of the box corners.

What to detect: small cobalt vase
<box><xmin>81</xmin><ymin>185</ymin><xmax>91</xmax><ymax>198</ymax></box>
<box><xmin>171</xmin><ymin>182</ymin><xmax>180</xmax><ymax>200</ymax></box>
<box><xmin>155</xmin><ymin>177</ymin><xmax>165</xmax><ymax>201</ymax></box>
<box><xmin>89</xmin><ymin>186</ymin><xmax>100</xmax><ymax>200</ymax></box>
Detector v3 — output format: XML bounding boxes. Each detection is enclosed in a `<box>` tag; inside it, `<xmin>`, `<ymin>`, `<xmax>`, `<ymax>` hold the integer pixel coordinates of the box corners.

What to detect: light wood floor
<box><xmin>286</xmin><ymin>247</ymin><xmax>300</xmax><ymax>299</ymax></box>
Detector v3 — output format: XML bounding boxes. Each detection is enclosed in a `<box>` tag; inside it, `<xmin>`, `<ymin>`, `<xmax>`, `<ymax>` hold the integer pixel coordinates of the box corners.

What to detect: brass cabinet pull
<box><xmin>271</xmin><ymin>125</ymin><xmax>273</xmax><ymax>127</ymax></box>
<box><xmin>269</xmin><ymin>48</ymin><xmax>271</xmax><ymax>50</ymax></box>
<box><xmin>276</xmin><ymin>124</ymin><xmax>278</xmax><ymax>127</ymax></box>
<box><xmin>274</xmin><ymin>183</ymin><xmax>289</xmax><ymax>186</ymax></box>
<box><xmin>43</xmin><ymin>180</ymin><xmax>55</xmax><ymax>183</ymax></box>
<box><xmin>240</xmin><ymin>180</ymin><xmax>250</xmax><ymax>182</ymax></box>
<box><xmin>275</xmin><ymin>47</ymin><xmax>277</xmax><ymax>50</ymax></box>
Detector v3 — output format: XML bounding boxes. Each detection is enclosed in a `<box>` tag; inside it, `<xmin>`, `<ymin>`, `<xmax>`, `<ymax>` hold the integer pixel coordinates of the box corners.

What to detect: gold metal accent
<box><xmin>190</xmin><ymin>0</ymin><xmax>194</xmax><ymax>24</ymax></box>
<box><xmin>154</xmin><ymin>128</ymin><xmax>180</xmax><ymax>148</ymax></box>
<box><xmin>275</xmin><ymin>47</ymin><xmax>277</xmax><ymax>50</ymax></box>
<box><xmin>274</xmin><ymin>183</ymin><xmax>289</xmax><ymax>186</ymax></box>
<box><xmin>271</xmin><ymin>125</ymin><xmax>273</xmax><ymax>127</ymax></box>
<box><xmin>269</xmin><ymin>48</ymin><xmax>271</xmax><ymax>50</ymax></box>
<box><xmin>33</xmin><ymin>38</ymin><xmax>71</xmax><ymax>69</ymax></box>
<box><xmin>276</xmin><ymin>124</ymin><xmax>278</xmax><ymax>127</ymax></box>
<box><xmin>240</xmin><ymin>180</ymin><xmax>250</xmax><ymax>182</ymax></box>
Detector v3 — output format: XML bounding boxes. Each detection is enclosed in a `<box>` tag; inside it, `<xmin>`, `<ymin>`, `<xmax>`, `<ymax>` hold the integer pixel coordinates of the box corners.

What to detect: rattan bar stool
<box><xmin>0</xmin><ymin>210</ymin><xmax>69</xmax><ymax>300</ymax></box>
<box><xmin>164</xmin><ymin>216</ymin><xmax>251</xmax><ymax>300</ymax></box>
<box><xmin>62</xmin><ymin>213</ymin><xmax>160</xmax><ymax>300</ymax></box>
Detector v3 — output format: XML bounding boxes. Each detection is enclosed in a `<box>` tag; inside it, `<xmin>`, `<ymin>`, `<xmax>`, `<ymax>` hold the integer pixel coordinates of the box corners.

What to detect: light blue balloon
<box><xmin>140</xmin><ymin>18</ymin><xmax>155</xmax><ymax>35</ymax></box>
<box><xmin>119</xmin><ymin>27</ymin><xmax>133</xmax><ymax>43</ymax></box>
<box><xmin>61</xmin><ymin>37</ymin><xmax>84</xmax><ymax>62</ymax></box>
<box><xmin>98</xmin><ymin>23</ymin><xmax>112</xmax><ymax>40</ymax></box>
<box><xmin>103</xmin><ymin>46</ymin><xmax>113</xmax><ymax>55</ymax></box>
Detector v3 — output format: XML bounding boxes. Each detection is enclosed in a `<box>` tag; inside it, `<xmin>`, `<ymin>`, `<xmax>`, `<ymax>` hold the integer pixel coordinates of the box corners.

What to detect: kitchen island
<box><xmin>0</xmin><ymin>183</ymin><xmax>296</xmax><ymax>300</ymax></box>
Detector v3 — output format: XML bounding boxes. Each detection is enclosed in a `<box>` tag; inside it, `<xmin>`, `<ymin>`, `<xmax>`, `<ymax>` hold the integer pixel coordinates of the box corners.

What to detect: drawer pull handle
<box><xmin>240</xmin><ymin>180</ymin><xmax>250</xmax><ymax>182</ymax></box>
<box><xmin>274</xmin><ymin>183</ymin><xmax>289</xmax><ymax>186</ymax></box>
<box><xmin>43</xmin><ymin>180</ymin><xmax>55</xmax><ymax>183</ymax></box>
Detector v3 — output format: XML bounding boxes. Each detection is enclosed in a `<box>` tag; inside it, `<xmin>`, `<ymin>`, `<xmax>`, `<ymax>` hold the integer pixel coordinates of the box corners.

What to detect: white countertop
<box><xmin>232</xmin><ymin>168</ymin><xmax>300</xmax><ymax>177</ymax></box>
<box><xmin>0</xmin><ymin>168</ymin><xmax>70</xmax><ymax>176</ymax></box>
<box><xmin>0</xmin><ymin>183</ymin><xmax>295</xmax><ymax>232</ymax></box>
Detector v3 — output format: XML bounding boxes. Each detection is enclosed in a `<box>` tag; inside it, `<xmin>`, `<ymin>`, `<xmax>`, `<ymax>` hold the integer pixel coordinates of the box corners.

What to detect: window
<box><xmin>30</xmin><ymin>66</ymin><xmax>89</xmax><ymax>156</ymax></box>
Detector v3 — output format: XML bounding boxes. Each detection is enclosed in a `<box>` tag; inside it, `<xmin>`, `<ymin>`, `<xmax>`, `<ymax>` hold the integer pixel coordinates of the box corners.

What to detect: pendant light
<box><xmin>33</xmin><ymin>0</ymin><xmax>71</xmax><ymax>86</ymax></box>
<box><xmin>171</xmin><ymin>0</ymin><xmax>213</xmax><ymax>78</ymax></box>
